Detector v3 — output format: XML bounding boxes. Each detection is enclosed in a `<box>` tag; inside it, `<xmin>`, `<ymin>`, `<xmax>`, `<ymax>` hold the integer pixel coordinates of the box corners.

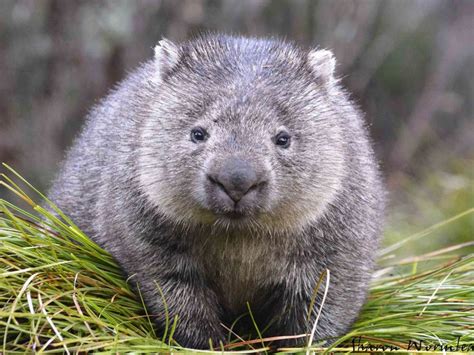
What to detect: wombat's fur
<box><xmin>49</xmin><ymin>34</ymin><xmax>384</xmax><ymax>349</ymax></box>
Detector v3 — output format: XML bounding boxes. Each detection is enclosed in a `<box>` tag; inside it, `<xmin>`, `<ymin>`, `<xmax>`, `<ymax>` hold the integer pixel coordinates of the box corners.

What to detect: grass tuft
<box><xmin>1</xmin><ymin>166</ymin><xmax>473</xmax><ymax>353</ymax></box>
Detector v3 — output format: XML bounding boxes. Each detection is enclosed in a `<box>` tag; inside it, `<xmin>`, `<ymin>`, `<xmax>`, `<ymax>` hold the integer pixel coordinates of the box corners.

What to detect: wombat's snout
<box><xmin>206</xmin><ymin>157</ymin><xmax>268</xmax><ymax>213</ymax></box>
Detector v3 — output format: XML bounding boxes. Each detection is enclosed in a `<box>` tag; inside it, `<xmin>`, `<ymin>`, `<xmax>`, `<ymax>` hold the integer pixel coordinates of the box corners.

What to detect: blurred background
<box><xmin>0</xmin><ymin>0</ymin><xmax>472</xmax><ymax>254</ymax></box>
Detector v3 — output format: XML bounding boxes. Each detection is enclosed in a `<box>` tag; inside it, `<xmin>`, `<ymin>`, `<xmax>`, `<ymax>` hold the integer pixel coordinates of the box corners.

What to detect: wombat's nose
<box><xmin>208</xmin><ymin>158</ymin><xmax>266</xmax><ymax>203</ymax></box>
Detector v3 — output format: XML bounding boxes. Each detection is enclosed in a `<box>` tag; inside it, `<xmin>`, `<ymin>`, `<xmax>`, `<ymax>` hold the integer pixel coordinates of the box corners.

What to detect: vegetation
<box><xmin>385</xmin><ymin>157</ymin><xmax>474</xmax><ymax>255</ymax></box>
<box><xmin>1</xmin><ymin>166</ymin><xmax>472</xmax><ymax>353</ymax></box>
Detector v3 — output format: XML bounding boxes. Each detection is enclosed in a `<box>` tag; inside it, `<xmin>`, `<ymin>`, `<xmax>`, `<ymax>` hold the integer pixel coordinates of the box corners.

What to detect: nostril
<box><xmin>207</xmin><ymin>174</ymin><xmax>244</xmax><ymax>203</ymax></box>
<box><xmin>248</xmin><ymin>180</ymin><xmax>267</xmax><ymax>192</ymax></box>
<box><xmin>207</xmin><ymin>174</ymin><xmax>233</xmax><ymax>196</ymax></box>
<box><xmin>207</xmin><ymin>174</ymin><xmax>218</xmax><ymax>185</ymax></box>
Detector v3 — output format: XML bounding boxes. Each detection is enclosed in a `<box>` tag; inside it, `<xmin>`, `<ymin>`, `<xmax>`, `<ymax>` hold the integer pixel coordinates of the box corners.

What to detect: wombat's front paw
<box><xmin>172</xmin><ymin>326</ymin><xmax>226</xmax><ymax>350</ymax></box>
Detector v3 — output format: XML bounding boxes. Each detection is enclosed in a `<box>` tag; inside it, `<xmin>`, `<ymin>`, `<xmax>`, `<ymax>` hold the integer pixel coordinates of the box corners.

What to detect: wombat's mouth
<box><xmin>217</xmin><ymin>210</ymin><xmax>247</xmax><ymax>219</ymax></box>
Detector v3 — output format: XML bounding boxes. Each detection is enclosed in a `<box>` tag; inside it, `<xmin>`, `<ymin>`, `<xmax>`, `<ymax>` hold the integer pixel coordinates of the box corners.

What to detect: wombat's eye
<box><xmin>274</xmin><ymin>131</ymin><xmax>291</xmax><ymax>148</ymax></box>
<box><xmin>191</xmin><ymin>127</ymin><xmax>208</xmax><ymax>143</ymax></box>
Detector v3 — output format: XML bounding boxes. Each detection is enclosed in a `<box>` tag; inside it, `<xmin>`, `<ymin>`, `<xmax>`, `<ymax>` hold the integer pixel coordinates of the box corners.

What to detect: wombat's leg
<box><xmin>261</xmin><ymin>274</ymin><xmax>359</xmax><ymax>350</ymax></box>
<box><xmin>256</xmin><ymin>287</ymin><xmax>312</xmax><ymax>348</ymax></box>
<box><xmin>256</xmin><ymin>272</ymin><xmax>336</xmax><ymax>348</ymax></box>
<box><xmin>101</xmin><ymin>218</ymin><xmax>228</xmax><ymax>348</ymax></box>
<box><xmin>132</xmin><ymin>272</ymin><xmax>226</xmax><ymax>349</ymax></box>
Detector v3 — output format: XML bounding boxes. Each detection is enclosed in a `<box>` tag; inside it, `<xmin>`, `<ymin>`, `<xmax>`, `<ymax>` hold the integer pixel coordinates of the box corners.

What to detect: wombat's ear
<box><xmin>153</xmin><ymin>39</ymin><xmax>180</xmax><ymax>82</ymax></box>
<box><xmin>307</xmin><ymin>49</ymin><xmax>336</xmax><ymax>87</ymax></box>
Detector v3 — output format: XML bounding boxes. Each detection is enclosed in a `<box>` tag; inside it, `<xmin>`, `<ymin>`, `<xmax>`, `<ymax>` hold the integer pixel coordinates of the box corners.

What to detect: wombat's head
<box><xmin>138</xmin><ymin>35</ymin><xmax>347</xmax><ymax>233</ymax></box>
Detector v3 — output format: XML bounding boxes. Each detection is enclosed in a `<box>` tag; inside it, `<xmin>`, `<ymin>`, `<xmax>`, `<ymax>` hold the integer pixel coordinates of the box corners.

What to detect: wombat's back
<box><xmin>48</xmin><ymin>63</ymin><xmax>155</xmax><ymax>238</ymax></box>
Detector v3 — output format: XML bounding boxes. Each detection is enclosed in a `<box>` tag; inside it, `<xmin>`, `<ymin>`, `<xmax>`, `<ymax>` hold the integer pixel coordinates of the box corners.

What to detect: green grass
<box><xmin>1</xmin><ymin>166</ymin><xmax>473</xmax><ymax>353</ymax></box>
<box><xmin>385</xmin><ymin>157</ymin><xmax>474</xmax><ymax>254</ymax></box>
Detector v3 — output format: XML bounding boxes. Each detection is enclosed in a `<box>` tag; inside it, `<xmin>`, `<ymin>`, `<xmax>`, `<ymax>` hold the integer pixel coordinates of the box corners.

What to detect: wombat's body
<box><xmin>49</xmin><ymin>34</ymin><xmax>384</xmax><ymax>348</ymax></box>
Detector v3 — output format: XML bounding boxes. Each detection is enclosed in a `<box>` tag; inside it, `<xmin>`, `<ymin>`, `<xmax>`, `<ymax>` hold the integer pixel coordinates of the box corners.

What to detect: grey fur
<box><xmin>49</xmin><ymin>34</ymin><xmax>385</xmax><ymax>349</ymax></box>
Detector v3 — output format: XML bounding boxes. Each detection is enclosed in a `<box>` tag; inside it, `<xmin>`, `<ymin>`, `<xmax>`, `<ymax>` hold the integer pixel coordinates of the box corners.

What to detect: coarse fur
<box><xmin>49</xmin><ymin>34</ymin><xmax>385</xmax><ymax>349</ymax></box>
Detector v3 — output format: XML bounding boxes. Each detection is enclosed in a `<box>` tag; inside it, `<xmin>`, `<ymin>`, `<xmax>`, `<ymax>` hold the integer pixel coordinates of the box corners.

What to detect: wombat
<box><xmin>49</xmin><ymin>34</ymin><xmax>385</xmax><ymax>349</ymax></box>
